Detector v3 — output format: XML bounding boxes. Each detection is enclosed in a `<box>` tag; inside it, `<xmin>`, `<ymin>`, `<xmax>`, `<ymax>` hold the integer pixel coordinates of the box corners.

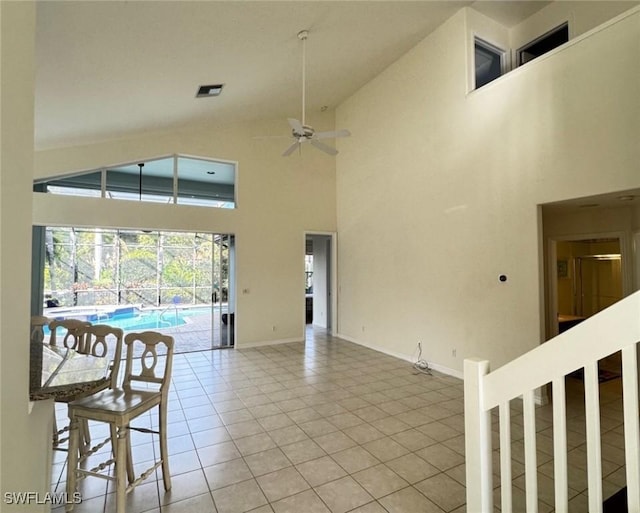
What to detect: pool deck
<box><xmin>155</xmin><ymin>310</ymin><xmax>234</xmax><ymax>352</ymax></box>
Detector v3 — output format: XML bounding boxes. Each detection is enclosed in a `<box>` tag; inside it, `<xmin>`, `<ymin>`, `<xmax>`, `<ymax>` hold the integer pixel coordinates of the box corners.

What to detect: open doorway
<box><xmin>550</xmin><ymin>237</ymin><xmax>624</xmax><ymax>336</ymax></box>
<box><xmin>304</xmin><ymin>233</ymin><xmax>335</xmax><ymax>334</ymax></box>
<box><xmin>549</xmin><ymin>236</ymin><xmax>625</xmax><ymax>381</ymax></box>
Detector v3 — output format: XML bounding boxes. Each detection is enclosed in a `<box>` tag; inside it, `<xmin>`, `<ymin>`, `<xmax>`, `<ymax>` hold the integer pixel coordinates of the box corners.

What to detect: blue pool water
<box><xmin>106</xmin><ymin>310</ymin><xmax>187</xmax><ymax>330</ymax></box>
<box><xmin>47</xmin><ymin>306</ymin><xmax>211</xmax><ymax>333</ymax></box>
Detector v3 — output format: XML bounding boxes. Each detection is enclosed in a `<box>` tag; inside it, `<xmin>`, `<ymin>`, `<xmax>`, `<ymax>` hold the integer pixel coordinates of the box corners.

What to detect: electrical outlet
<box><xmin>272</xmin><ymin>325</ymin><xmax>277</xmax><ymax>332</ymax></box>
<box><xmin>452</xmin><ymin>349</ymin><xmax>457</xmax><ymax>357</ymax></box>
<box><xmin>362</xmin><ymin>325</ymin><xmax>365</xmax><ymax>332</ymax></box>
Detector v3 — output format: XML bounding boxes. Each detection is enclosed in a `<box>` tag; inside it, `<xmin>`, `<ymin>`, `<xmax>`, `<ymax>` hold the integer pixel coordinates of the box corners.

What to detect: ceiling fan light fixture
<box><xmin>196</xmin><ymin>84</ymin><xmax>224</xmax><ymax>98</ymax></box>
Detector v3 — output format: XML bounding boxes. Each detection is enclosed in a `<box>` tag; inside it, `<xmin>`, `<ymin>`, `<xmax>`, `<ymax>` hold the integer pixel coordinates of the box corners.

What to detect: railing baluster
<box><xmin>552</xmin><ymin>377</ymin><xmax>568</xmax><ymax>513</ymax></box>
<box><xmin>622</xmin><ymin>344</ymin><xmax>640</xmax><ymax>511</ymax></box>
<box><xmin>464</xmin><ymin>358</ymin><xmax>493</xmax><ymax>513</ymax></box>
<box><xmin>500</xmin><ymin>401</ymin><xmax>512</xmax><ymax>513</ymax></box>
<box><xmin>523</xmin><ymin>390</ymin><xmax>538</xmax><ymax>513</ymax></box>
<box><xmin>584</xmin><ymin>362</ymin><xmax>603</xmax><ymax>513</ymax></box>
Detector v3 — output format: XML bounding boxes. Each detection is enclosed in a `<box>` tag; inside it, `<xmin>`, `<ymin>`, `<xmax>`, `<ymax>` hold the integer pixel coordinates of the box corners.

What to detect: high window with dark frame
<box><xmin>474</xmin><ymin>37</ymin><xmax>505</xmax><ymax>89</ymax></box>
<box><xmin>517</xmin><ymin>22</ymin><xmax>569</xmax><ymax>66</ymax></box>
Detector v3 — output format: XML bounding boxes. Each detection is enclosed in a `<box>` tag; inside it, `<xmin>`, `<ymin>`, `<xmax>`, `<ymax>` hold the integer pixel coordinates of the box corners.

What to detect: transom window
<box><xmin>474</xmin><ymin>37</ymin><xmax>506</xmax><ymax>89</ymax></box>
<box><xmin>517</xmin><ymin>23</ymin><xmax>569</xmax><ymax>66</ymax></box>
<box><xmin>34</xmin><ymin>155</ymin><xmax>236</xmax><ymax>209</ymax></box>
<box><xmin>473</xmin><ymin>21</ymin><xmax>569</xmax><ymax>93</ymax></box>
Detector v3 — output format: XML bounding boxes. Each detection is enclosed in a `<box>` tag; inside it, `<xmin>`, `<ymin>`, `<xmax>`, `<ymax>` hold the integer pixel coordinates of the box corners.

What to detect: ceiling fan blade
<box><xmin>310</xmin><ymin>139</ymin><xmax>338</xmax><ymax>156</ymax></box>
<box><xmin>287</xmin><ymin>118</ymin><xmax>304</xmax><ymax>134</ymax></box>
<box><xmin>282</xmin><ymin>141</ymin><xmax>300</xmax><ymax>156</ymax></box>
<box><xmin>314</xmin><ymin>129</ymin><xmax>351</xmax><ymax>140</ymax></box>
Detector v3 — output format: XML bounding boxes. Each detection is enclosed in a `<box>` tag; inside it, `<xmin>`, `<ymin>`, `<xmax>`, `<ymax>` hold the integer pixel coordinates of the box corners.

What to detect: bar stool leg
<box><xmin>159</xmin><ymin>405</ymin><xmax>171</xmax><ymax>491</ymax></box>
<box><xmin>80</xmin><ymin>418</ymin><xmax>91</xmax><ymax>454</ymax></box>
<box><xmin>52</xmin><ymin>415</ymin><xmax>60</xmax><ymax>448</ymax></box>
<box><xmin>115</xmin><ymin>425</ymin><xmax>128</xmax><ymax>513</ymax></box>
<box><xmin>65</xmin><ymin>416</ymin><xmax>80</xmax><ymax>512</ymax></box>
<box><xmin>126</xmin><ymin>429</ymin><xmax>134</xmax><ymax>484</ymax></box>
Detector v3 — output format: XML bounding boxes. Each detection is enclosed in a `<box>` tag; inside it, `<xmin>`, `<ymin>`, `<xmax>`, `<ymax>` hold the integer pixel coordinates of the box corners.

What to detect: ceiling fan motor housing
<box><xmin>291</xmin><ymin>124</ymin><xmax>314</xmax><ymax>139</ymax></box>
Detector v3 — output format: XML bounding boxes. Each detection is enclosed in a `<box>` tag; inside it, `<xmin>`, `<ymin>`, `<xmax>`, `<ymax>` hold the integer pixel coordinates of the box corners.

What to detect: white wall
<box><xmin>34</xmin><ymin>116</ymin><xmax>338</xmax><ymax>347</ymax></box>
<box><xmin>335</xmin><ymin>6</ymin><xmax>640</xmax><ymax>374</ymax></box>
<box><xmin>1</xmin><ymin>3</ymin><xmax>54</xmax><ymax>510</ymax></box>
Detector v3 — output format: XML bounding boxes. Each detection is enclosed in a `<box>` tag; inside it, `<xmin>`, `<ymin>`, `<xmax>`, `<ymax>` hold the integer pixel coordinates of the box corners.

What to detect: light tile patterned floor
<box><xmin>52</xmin><ymin>328</ymin><xmax>625</xmax><ymax>513</ymax></box>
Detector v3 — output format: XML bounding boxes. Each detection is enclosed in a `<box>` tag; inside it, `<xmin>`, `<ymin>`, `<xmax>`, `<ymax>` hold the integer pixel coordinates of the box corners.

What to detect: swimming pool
<box><xmin>46</xmin><ymin>305</ymin><xmax>212</xmax><ymax>333</ymax></box>
<box><xmin>107</xmin><ymin>309</ymin><xmax>186</xmax><ymax>330</ymax></box>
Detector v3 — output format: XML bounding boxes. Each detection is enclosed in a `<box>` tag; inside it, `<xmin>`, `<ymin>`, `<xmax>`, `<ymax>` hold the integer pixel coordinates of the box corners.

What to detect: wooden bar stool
<box><xmin>48</xmin><ymin>319</ymin><xmax>92</xmax><ymax>449</ymax></box>
<box><xmin>65</xmin><ymin>331</ymin><xmax>174</xmax><ymax>513</ymax></box>
<box><xmin>50</xmin><ymin>324</ymin><xmax>123</xmax><ymax>453</ymax></box>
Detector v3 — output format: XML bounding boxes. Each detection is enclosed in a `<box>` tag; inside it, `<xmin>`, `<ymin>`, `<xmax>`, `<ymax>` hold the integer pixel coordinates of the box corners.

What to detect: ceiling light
<box><xmin>196</xmin><ymin>84</ymin><xmax>224</xmax><ymax>98</ymax></box>
<box><xmin>617</xmin><ymin>195</ymin><xmax>635</xmax><ymax>201</ymax></box>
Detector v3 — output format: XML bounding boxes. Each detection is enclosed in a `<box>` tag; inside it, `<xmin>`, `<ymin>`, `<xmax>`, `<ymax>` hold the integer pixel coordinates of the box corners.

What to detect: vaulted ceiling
<box><xmin>35</xmin><ymin>1</ymin><xmax>549</xmax><ymax>150</ymax></box>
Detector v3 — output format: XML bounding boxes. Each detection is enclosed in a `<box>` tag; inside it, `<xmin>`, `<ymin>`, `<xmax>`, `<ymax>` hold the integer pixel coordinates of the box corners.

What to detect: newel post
<box><xmin>464</xmin><ymin>358</ymin><xmax>493</xmax><ymax>513</ymax></box>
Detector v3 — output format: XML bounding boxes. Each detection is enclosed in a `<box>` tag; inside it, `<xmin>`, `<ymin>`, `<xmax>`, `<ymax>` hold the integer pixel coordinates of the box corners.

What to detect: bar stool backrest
<box><xmin>30</xmin><ymin>315</ymin><xmax>50</xmax><ymax>344</ymax></box>
<box><xmin>49</xmin><ymin>319</ymin><xmax>91</xmax><ymax>352</ymax></box>
<box><xmin>84</xmin><ymin>324</ymin><xmax>124</xmax><ymax>389</ymax></box>
<box><xmin>122</xmin><ymin>331</ymin><xmax>174</xmax><ymax>396</ymax></box>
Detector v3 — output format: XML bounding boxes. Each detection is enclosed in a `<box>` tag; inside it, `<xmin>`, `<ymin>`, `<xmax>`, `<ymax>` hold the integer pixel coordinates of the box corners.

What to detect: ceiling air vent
<box><xmin>196</xmin><ymin>84</ymin><xmax>224</xmax><ymax>98</ymax></box>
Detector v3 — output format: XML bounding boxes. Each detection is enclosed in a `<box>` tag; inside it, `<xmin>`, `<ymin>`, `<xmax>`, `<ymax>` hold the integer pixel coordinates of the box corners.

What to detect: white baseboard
<box><xmin>237</xmin><ymin>337</ymin><xmax>304</xmax><ymax>349</ymax></box>
<box><xmin>335</xmin><ymin>332</ymin><xmax>463</xmax><ymax>380</ymax></box>
<box><xmin>429</xmin><ymin>362</ymin><xmax>464</xmax><ymax>381</ymax></box>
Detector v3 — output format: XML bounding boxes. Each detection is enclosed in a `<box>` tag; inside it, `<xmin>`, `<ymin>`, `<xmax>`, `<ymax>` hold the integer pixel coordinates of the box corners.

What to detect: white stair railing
<box><xmin>465</xmin><ymin>290</ymin><xmax>640</xmax><ymax>513</ymax></box>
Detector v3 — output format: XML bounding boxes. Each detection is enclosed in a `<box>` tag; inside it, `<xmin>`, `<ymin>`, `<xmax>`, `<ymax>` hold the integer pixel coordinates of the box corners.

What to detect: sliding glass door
<box><xmin>38</xmin><ymin>227</ymin><xmax>234</xmax><ymax>352</ymax></box>
<box><xmin>212</xmin><ymin>234</ymin><xmax>234</xmax><ymax>348</ymax></box>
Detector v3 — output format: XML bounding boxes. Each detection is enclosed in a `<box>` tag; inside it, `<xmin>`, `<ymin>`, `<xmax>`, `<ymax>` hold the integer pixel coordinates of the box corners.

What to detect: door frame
<box><xmin>303</xmin><ymin>231</ymin><xmax>337</xmax><ymax>336</ymax></box>
<box><xmin>212</xmin><ymin>233</ymin><xmax>236</xmax><ymax>348</ymax></box>
<box><xmin>547</xmin><ymin>230</ymin><xmax>631</xmax><ymax>339</ymax></box>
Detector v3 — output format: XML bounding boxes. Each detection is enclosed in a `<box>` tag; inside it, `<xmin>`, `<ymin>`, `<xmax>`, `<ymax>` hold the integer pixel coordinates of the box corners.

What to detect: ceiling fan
<box><xmin>276</xmin><ymin>30</ymin><xmax>351</xmax><ymax>157</ymax></box>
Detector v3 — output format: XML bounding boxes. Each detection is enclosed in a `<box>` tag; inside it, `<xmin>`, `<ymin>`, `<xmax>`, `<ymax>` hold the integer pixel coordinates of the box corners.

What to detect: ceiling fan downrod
<box><xmin>298</xmin><ymin>30</ymin><xmax>309</xmax><ymax>127</ymax></box>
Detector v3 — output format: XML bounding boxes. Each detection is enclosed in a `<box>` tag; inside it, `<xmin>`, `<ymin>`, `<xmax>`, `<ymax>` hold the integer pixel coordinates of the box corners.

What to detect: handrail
<box><xmin>464</xmin><ymin>290</ymin><xmax>640</xmax><ymax>513</ymax></box>
<box><xmin>484</xmin><ymin>289</ymin><xmax>640</xmax><ymax>410</ymax></box>
<box><xmin>158</xmin><ymin>303</ymin><xmax>178</xmax><ymax>326</ymax></box>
